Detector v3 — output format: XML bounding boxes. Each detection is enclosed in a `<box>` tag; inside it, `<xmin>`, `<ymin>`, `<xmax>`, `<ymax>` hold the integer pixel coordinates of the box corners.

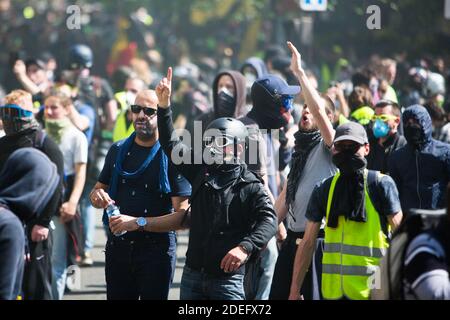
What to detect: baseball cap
<box><xmin>334</xmin><ymin>121</ymin><xmax>369</xmax><ymax>145</ymax></box>
<box><xmin>253</xmin><ymin>74</ymin><xmax>301</xmax><ymax>97</ymax></box>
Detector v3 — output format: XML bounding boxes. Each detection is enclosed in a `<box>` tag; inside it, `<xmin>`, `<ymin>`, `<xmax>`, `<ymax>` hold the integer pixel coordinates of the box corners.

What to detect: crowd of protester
<box><xmin>1</xmin><ymin>1</ymin><xmax>450</xmax><ymax>301</ymax></box>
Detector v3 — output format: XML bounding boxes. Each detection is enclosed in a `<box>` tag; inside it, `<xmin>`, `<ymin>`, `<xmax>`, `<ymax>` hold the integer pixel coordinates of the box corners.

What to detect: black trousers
<box><xmin>269</xmin><ymin>230</ymin><xmax>324</xmax><ymax>300</ymax></box>
<box><xmin>105</xmin><ymin>233</ymin><xmax>177</xmax><ymax>300</ymax></box>
<box><xmin>22</xmin><ymin>227</ymin><xmax>53</xmax><ymax>300</ymax></box>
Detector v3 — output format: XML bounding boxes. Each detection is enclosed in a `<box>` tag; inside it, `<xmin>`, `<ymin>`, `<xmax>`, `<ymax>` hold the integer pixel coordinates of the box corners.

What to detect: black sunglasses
<box><xmin>130</xmin><ymin>104</ymin><xmax>157</xmax><ymax>117</ymax></box>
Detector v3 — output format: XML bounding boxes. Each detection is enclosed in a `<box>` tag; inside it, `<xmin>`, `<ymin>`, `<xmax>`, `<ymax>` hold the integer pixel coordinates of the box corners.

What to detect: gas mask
<box><xmin>372</xmin><ymin>119</ymin><xmax>390</xmax><ymax>139</ymax></box>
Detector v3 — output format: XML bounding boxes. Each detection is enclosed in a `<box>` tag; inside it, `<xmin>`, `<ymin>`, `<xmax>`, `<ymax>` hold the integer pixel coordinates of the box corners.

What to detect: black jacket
<box><xmin>367</xmin><ymin>132</ymin><xmax>407</xmax><ymax>174</ymax></box>
<box><xmin>0</xmin><ymin>128</ymin><xmax>64</xmax><ymax>227</ymax></box>
<box><xmin>0</xmin><ymin>148</ymin><xmax>60</xmax><ymax>223</ymax></box>
<box><xmin>157</xmin><ymin>107</ymin><xmax>277</xmax><ymax>277</ymax></box>
<box><xmin>389</xmin><ymin>105</ymin><xmax>450</xmax><ymax>215</ymax></box>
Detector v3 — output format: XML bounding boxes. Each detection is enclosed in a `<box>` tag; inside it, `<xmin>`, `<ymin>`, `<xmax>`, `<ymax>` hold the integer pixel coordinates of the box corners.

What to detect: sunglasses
<box><xmin>130</xmin><ymin>104</ymin><xmax>157</xmax><ymax>117</ymax></box>
<box><xmin>0</xmin><ymin>104</ymin><xmax>33</xmax><ymax>119</ymax></box>
<box><xmin>334</xmin><ymin>142</ymin><xmax>362</xmax><ymax>154</ymax></box>
<box><xmin>372</xmin><ymin>114</ymin><xmax>398</xmax><ymax>122</ymax></box>
<box><xmin>280</xmin><ymin>95</ymin><xmax>294</xmax><ymax>111</ymax></box>
<box><xmin>204</xmin><ymin>135</ymin><xmax>235</xmax><ymax>148</ymax></box>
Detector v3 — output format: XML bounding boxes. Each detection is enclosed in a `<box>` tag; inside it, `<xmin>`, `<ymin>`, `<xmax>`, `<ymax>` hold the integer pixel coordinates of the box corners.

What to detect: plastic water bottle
<box><xmin>106</xmin><ymin>204</ymin><xmax>127</xmax><ymax>236</ymax></box>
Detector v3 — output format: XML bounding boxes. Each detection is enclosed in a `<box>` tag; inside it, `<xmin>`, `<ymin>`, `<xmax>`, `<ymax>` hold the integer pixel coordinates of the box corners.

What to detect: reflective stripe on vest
<box><xmin>321</xmin><ymin>170</ymin><xmax>389</xmax><ymax>300</ymax></box>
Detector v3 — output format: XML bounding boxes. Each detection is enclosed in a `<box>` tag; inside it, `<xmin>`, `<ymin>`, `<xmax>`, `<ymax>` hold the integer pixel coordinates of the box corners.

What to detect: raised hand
<box><xmin>287</xmin><ymin>41</ymin><xmax>303</xmax><ymax>75</ymax></box>
<box><xmin>156</xmin><ymin>67</ymin><xmax>172</xmax><ymax>108</ymax></box>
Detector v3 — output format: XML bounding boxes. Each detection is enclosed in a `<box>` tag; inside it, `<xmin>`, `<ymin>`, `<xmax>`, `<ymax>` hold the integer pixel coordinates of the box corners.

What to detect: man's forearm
<box><xmin>290</xmin><ymin>238</ymin><xmax>315</xmax><ymax>294</ymax></box>
<box><xmin>16</xmin><ymin>74</ymin><xmax>41</xmax><ymax>95</ymax></box>
<box><xmin>69</xmin><ymin>110</ymin><xmax>90</xmax><ymax>132</ymax></box>
<box><xmin>274</xmin><ymin>186</ymin><xmax>288</xmax><ymax>222</ymax></box>
<box><xmin>69</xmin><ymin>164</ymin><xmax>86</xmax><ymax>205</ymax></box>
<box><xmin>295</xmin><ymin>69</ymin><xmax>335</xmax><ymax>146</ymax></box>
<box><xmin>145</xmin><ymin>210</ymin><xmax>189</xmax><ymax>232</ymax></box>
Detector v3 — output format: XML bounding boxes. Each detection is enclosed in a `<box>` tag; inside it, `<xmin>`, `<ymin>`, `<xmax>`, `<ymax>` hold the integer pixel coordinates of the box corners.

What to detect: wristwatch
<box><xmin>136</xmin><ymin>217</ymin><xmax>147</xmax><ymax>232</ymax></box>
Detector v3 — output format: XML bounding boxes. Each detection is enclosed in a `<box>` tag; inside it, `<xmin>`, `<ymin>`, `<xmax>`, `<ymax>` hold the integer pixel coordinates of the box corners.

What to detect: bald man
<box><xmin>89</xmin><ymin>90</ymin><xmax>192</xmax><ymax>300</ymax></box>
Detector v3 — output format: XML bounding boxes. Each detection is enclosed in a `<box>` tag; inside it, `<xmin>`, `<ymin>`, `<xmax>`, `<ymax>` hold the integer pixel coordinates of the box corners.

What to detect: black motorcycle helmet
<box><xmin>204</xmin><ymin>117</ymin><xmax>248</xmax><ymax>163</ymax></box>
<box><xmin>68</xmin><ymin>44</ymin><xmax>93</xmax><ymax>70</ymax></box>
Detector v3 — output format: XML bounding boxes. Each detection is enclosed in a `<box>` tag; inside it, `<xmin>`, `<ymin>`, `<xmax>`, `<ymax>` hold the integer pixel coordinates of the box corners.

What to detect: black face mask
<box><xmin>216</xmin><ymin>91</ymin><xmax>236</xmax><ymax>118</ymax></box>
<box><xmin>404</xmin><ymin>125</ymin><xmax>425</xmax><ymax>148</ymax></box>
<box><xmin>332</xmin><ymin>151</ymin><xmax>367</xmax><ymax>176</ymax></box>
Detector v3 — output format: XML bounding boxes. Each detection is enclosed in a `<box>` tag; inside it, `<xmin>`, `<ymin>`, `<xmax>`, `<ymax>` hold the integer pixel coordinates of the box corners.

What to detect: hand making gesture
<box><xmin>155</xmin><ymin>67</ymin><xmax>173</xmax><ymax>108</ymax></box>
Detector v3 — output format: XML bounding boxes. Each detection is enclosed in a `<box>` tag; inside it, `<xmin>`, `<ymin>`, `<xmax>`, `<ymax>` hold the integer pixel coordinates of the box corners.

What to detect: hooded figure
<box><xmin>0</xmin><ymin>148</ymin><xmax>59</xmax><ymax>300</ymax></box>
<box><xmin>241</xmin><ymin>57</ymin><xmax>268</xmax><ymax>107</ymax></box>
<box><xmin>241</xmin><ymin>57</ymin><xmax>268</xmax><ymax>81</ymax></box>
<box><xmin>0</xmin><ymin>148</ymin><xmax>59</xmax><ymax>222</ymax></box>
<box><xmin>212</xmin><ymin>70</ymin><xmax>248</xmax><ymax>120</ymax></box>
<box><xmin>389</xmin><ymin>105</ymin><xmax>450</xmax><ymax>215</ymax></box>
<box><xmin>197</xmin><ymin>70</ymin><xmax>248</xmax><ymax>129</ymax></box>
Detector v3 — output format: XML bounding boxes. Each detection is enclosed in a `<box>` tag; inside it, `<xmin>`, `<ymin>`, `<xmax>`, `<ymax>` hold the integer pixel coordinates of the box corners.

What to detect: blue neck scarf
<box><xmin>103</xmin><ymin>132</ymin><xmax>171</xmax><ymax>226</ymax></box>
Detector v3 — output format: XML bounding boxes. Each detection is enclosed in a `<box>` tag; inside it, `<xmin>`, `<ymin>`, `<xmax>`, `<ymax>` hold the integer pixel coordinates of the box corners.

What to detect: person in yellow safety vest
<box><xmin>288</xmin><ymin>121</ymin><xmax>403</xmax><ymax>300</ymax></box>
<box><xmin>350</xmin><ymin>106</ymin><xmax>375</xmax><ymax>126</ymax></box>
<box><xmin>113</xmin><ymin>76</ymin><xmax>146</xmax><ymax>142</ymax></box>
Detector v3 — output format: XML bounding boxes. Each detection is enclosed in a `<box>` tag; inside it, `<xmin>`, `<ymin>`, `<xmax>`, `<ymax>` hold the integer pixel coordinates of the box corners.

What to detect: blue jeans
<box><xmin>105</xmin><ymin>232</ymin><xmax>176</xmax><ymax>300</ymax></box>
<box><xmin>180</xmin><ymin>266</ymin><xmax>245</xmax><ymax>300</ymax></box>
<box><xmin>255</xmin><ymin>236</ymin><xmax>278</xmax><ymax>300</ymax></box>
<box><xmin>51</xmin><ymin>217</ymin><xmax>68</xmax><ymax>300</ymax></box>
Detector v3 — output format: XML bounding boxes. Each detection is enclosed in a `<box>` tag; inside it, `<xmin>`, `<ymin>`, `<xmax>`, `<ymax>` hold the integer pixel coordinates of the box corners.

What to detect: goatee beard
<box><xmin>137</xmin><ymin>131</ymin><xmax>155</xmax><ymax>141</ymax></box>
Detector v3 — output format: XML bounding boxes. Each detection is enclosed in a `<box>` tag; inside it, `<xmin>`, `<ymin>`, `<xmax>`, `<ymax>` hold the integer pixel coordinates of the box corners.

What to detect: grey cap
<box><xmin>334</xmin><ymin>121</ymin><xmax>369</xmax><ymax>145</ymax></box>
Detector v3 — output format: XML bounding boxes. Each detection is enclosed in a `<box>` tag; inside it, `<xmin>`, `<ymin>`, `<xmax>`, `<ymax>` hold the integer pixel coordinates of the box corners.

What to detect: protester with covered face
<box><xmin>389</xmin><ymin>105</ymin><xmax>450</xmax><ymax>216</ymax></box>
<box><xmin>120</xmin><ymin>68</ymin><xmax>277</xmax><ymax>300</ymax></box>
<box><xmin>197</xmin><ymin>70</ymin><xmax>247</xmax><ymax>129</ymax></box>
<box><xmin>0</xmin><ymin>148</ymin><xmax>59</xmax><ymax>300</ymax></box>
<box><xmin>270</xmin><ymin>42</ymin><xmax>338</xmax><ymax>300</ymax></box>
<box><xmin>367</xmin><ymin>100</ymin><xmax>406</xmax><ymax>173</ymax></box>
<box><xmin>89</xmin><ymin>89</ymin><xmax>191</xmax><ymax>300</ymax></box>
<box><xmin>241</xmin><ymin>57</ymin><xmax>268</xmax><ymax>108</ymax></box>
<box><xmin>289</xmin><ymin>121</ymin><xmax>403</xmax><ymax>300</ymax></box>
<box><xmin>234</xmin><ymin>71</ymin><xmax>302</xmax><ymax>299</ymax></box>
<box><xmin>0</xmin><ymin>90</ymin><xmax>64</xmax><ymax>300</ymax></box>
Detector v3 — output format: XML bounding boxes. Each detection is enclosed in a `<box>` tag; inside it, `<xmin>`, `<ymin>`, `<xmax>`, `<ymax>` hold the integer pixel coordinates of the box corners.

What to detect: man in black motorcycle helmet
<box><xmin>203</xmin><ymin>117</ymin><xmax>248</xmax><ymax>166</ymax></box>
<box><xmin>106</xmin><ymin>67</ymin><xmax>277</xmax><ymax>300</ymax></box>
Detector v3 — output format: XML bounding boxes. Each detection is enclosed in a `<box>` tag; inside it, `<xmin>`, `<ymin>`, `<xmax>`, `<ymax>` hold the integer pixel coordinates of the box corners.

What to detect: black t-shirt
<box><xmin>306</xmin><ymin>172</ymin><xmax>401</xmax><ymax>234</ymax></box>
<box><xmin>99</xmin><ymin>140</ymin><xmax>191</xmax><ymax>219</ymax></box>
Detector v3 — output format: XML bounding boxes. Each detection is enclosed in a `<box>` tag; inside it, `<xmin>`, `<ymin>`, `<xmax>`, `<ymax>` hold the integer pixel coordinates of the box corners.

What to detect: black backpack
<box><xmin>370</xmin><ymin>209</ymin><xmax>446</xmax><ymax>300</ymax></box>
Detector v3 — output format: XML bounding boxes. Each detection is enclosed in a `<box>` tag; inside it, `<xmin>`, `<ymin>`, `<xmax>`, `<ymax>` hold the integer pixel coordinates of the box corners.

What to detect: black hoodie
<box><xmin>0</xmin><ymin>148</ymin><xmax>59</xmax><ymax>222</ymax></box>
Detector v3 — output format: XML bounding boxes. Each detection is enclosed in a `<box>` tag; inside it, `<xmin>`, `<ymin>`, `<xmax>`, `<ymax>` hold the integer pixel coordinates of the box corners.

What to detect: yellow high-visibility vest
<box><xmin>113</xmin><ymin>110</ymin><xmax>134</xmax><ymax>142</ymax></box>
<box><xmin>322</xmin><ymin>170</ymin><xmax>390</xmax><ymax>300</ymax></box>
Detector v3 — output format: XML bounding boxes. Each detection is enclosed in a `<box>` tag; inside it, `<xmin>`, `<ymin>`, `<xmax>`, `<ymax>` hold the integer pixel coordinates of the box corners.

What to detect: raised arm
<box><xmin>156</xmin><ymin>67</ymin><xmax>203</xmax><ymax>183</ymax></box>
<box><xmin>287</xmin><ymin>41</ymin><xmax>335</xmax><ymax>147</ymax></box>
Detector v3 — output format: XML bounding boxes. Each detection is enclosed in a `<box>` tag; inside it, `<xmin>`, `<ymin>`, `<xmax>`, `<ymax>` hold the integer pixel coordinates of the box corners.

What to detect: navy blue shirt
<box><xmin>99</xmin><ymin>140</ymin><xmax>191</xmax><ymax>221</ymax></box>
